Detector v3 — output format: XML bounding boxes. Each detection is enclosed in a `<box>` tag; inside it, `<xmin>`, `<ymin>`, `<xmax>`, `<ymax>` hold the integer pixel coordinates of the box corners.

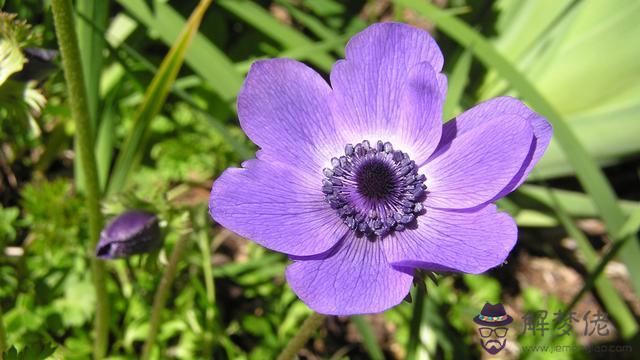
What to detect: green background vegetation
<box><xmin>1</xmin><ymin>0</ymin><xmax>639</xmax><ymax>358</ymax></box>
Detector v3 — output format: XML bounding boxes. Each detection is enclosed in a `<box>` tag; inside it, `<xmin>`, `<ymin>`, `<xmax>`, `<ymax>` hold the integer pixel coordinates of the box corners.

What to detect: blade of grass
<box><xmin>564</xmin><ymin>237</ymin><xmax>631</xmax><ymax>317</ymax></box>
<box><xmin>75</xmin><ymin>0</ymin><xmax>108</xmax><ymax>133</ymax></box>
<box><xmin>275</xmin><ymin>0</ymin><xmax>351</xmax><ymax>57</ymax></box>
<box><xmin>508</xmin><ymin>186</ymin><xmax>640</xmax><ymax>228</ymax></box>
<box><xmin>513</xmin><ymin>209</ymin><xmax>558</xmax><ymax>227</ymax></box>
<box><xmin>80</xmin><ymin>11</ymin><xmax>254</xmax><ymax>161</ymax></box>
<box><xmin>351</xmin><ymin>316</ymin><xmax>384</xmax><ymax>360</ymax></box>
<box><xmin>218</xmin><ymin>0</ymin><xmax>335</xmax><ymax>72</ymax></box>
<box><xmin>72</xmin><ymin>0</ymin><xmax>108</xmax><ymax>194</ymax></box>
<box><xmin>515</xmin><ymin>185</ymin><xmax>640</xmax><ymax>219</ymax></box>
<box><xmin>98</xmin><ymin>24</ymin><xmax>254</xmax><ymax>160</ymax></box>
<box><xmin>618</xmin><ymin>209</ymin><xmax>640</xmax><ymax>239</ymax></box>
<box><xmin>117</xmin><ymin>0</ymin><xmax>242</xmax><ymax>102</ymax></box>
<box><xmin>94</xmin><ymin>84</ymin><xmax>119</xmax><ymax>191</ymax></box>
<box><xmin>442</xmin><ymin>49</ymin><xmax>472</xmax><ymax>120</ymax></box>
<box><xmin>395</xmin><ymin>0</ymin><xmax>640</xmax><ymax>296</ymax></box>
<box><xmin>212</xmin><ymin>253</ymin><xmax>283</xmax><ymax>278</ymax></box>
<box><xmin>107</xmin><ymin>0</ymin><xmax>214</xmax><ymax>194</ymax></box>
<box><xmin>234</xmin><ymin>34</ymin><xmax>351</xmax><ymax>75</ymax></box>
<box><xmin>548</xmin><ymin>188</ymin><xmax>638</xmax><ymax>338</ymax></box>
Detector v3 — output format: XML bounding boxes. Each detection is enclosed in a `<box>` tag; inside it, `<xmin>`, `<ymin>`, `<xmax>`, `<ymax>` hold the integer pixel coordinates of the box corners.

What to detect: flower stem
<box><xmin>277</xmin><ymin>312</ymin><xmax>326</xmax><ymax>360</ymax></box>
<box><xmin>197</xmin><ymin>229</ymin><xmax>216</xmax><ymax>358</ymax></box>
<box><xmin>406</xmin><ymin>284</ymin><xmax>426</xmax><ymax>360</ymax></box>
<box><xmin>141</xmin><ymin>234</ymin><xmax>191</xmax><ymax>360</ymax></box>
<box><xmin>50</xmin><ymin>0</ymin><xmax>108</xmax><ymax>358</ymax></box>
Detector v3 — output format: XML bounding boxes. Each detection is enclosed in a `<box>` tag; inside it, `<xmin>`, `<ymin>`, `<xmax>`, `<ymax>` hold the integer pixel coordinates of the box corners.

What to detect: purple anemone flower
<box><xmin>209</xmin><ymin>23</ymin><xmax>552</xmax><ymax>315</ymax></box>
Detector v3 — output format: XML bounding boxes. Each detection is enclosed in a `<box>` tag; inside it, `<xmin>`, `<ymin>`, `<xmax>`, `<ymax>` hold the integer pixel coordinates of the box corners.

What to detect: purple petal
<box><xmin>439</xmin><ymin>96</ymin><xmax>552</xmax><ymax>198</ymax></box>
<box><xmin>398</xmin><ymin>62</ymin><xmax>445</xmax><ymax>163</ymax></box>
<box><xmin>209</xmin><ymin>160</ymin><xmax>346</xmax><ymax>257</ymax></box>
<box><xmin>286</xmin><ymin>234</ymin><xmax>413</xmax><ymax>315</ymax></box>
<box><xmin>437</xmin><ymin>73</ymin><xmax>448</xmax><ymax>101</ymax></box>
<box><xmin>238</xmin><ymin>59</ymin><xmax>343</xmax><ymax>176</ymax></box>
<box><xmin>421</xmin><ymin>115</ymin><xmax>534</xmax><ymax>209</ymax></box>
<box><xmin>384</xmin><ymin>205</ymin><xmax>517</xmax><ymax>274</ymax></box>
<box><xmin>345</xmin><ymin>22</ymin><xmax>444</xmax><ymax>73</ymax></box>
<box><xmin>329</xmin><ymin>23</ymin><xmax>445</xmax><ymax>164</ymax></box>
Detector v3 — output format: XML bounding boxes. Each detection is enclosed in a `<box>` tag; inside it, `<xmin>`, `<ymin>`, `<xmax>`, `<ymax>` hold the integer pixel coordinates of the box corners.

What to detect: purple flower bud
<box><xmin>96</xmin><ymin>210</ymin><xmax>162</xmax><ymax>259</ymax></box>
<box><xmin>13</xmin><ymin>48</ymin><xmax>59</xmax><ymax>82</ymax></box>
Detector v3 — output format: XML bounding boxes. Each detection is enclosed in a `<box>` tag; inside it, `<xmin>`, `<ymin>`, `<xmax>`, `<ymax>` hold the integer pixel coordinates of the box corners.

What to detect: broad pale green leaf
<box><xmin>480</xmin><ymin>0</ymin><xmax>640</xmax><ymax>177</ymax></box>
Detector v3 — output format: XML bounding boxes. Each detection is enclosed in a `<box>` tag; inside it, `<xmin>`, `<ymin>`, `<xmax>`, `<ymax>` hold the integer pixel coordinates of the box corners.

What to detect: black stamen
<box><xmin>322</xmin><ymin>140</ymin><xmax>427</xmax><ymax>238</ymax></box>
<box><xmin>356</xmin><ymin>160</ymin><xmax>396</xmax><ymax>200</ymax></box>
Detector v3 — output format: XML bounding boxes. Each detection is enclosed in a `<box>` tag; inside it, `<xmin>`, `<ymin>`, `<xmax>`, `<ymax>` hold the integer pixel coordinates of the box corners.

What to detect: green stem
<box><xmin>141</xmin><ymin>235</ymin><xmax>191</xmax><ymax>360</ymax></box>
<box><xmin>0</xmin><ymin>304</ymin><xmax>6</xmax><ymax>355</ymax></box>
<box><xmin>407</xmin><ymin>284</ymin><xmax>426</xmax><ymax>360</ymax></box>
<box><xmin>197</xmin><ymin>230</ymin><xmax>216</xmax><ymax>358</ymax></box>
<box><xmin>50</xmin><ymin>1</ymin><xmax>108</xmax><ymax>358</ymax></box>
<box><xmin>277</xmin><ymin>312</ymin><xmax>326</xmax><ymax>360</ymax></box>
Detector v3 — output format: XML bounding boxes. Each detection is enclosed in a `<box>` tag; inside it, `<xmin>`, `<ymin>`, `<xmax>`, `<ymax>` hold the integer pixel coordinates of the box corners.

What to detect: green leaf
<box><xmin>481</xmin><ymin>0</ymin><xmax>640</xmax><ymax>177</ymax></box>
<box><xmin>73</xmin><ymin>1</ymin><xmax>109</xmax><ymax>194</ymax></box>
<box><xmin>75</xmin><ymin>0</ymin><xmax>109</xmax><ymax>133</ymax></box>
<box><xmin>234</xmin><ymin>34</ymin><xmax>350</xmax><ymax>75</ymax></box>
<box><xmin>301</xmin><ymin>0</ymin><xmax>345</xmax><ymax>16</ymax></box>
<box><xmin>0</xmin><ymin>39</ymin><xmax>24</xmax><ymax>86</ymax></box>
<box><xmin>117</xmin><ymin>0</ymin><xmax>242</xmax><ymax>102</ymax></box>
<box><xmin>0</xmin><ymin>205</ymin><xmax>20</xmax><ymax>243</ymax></box>
<box><xmin>276</xmin><ymin>0</ymin><xmax>352</xmax><ymax>57</ymax></box>
<box><xmin>108</xmin><ymin>0</ymin><xmax>214</xmax><ymax>194</ymax></box>
<box><xmin>442</xmin><ymin>49</ymin><xmax>472</xmax><ymax>120</ymax></box>
<box><xmin>94</xmin><ymin>84</ymin><xmax>119</xmax><ymax>190</ymax></box>
<box><xmin>218</xmin><ymin>0</ymin><xmax>335</xmax><ymax>72</ymax></box>
<box><xmin>514</xmin><ymin>185</ymin><xmax>640</xmax><ymax>219</ymax></box>
<box><xmin>532</xmin><ymin>103</ymin><xmax>640</xmax><ymax>179</ymax></box>
<box><xmin>84</xmin><ymin>16</ymin><xmax>254</xmax><ymax>162</ymax></box>
<box><xmin>618</xmin><ymin>209</ymin><xmax>640</xmax><ymax>239</ymax></box>
<box><xmin>352</xmin><ymin>316</ymin><xmax>384</xmax><ymax>360</ymax></box>
<box><xmin>0</xmin><ymin>13</ymin><xmax>28</xmax><ymax>85</ymax></box>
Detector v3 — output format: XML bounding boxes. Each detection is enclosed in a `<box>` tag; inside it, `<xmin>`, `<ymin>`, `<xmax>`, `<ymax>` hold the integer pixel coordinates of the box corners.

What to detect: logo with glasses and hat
<box><xmin>474</xmin><ymin>303</ymin><xmax>513</xmax><ymax>355</ymax></box>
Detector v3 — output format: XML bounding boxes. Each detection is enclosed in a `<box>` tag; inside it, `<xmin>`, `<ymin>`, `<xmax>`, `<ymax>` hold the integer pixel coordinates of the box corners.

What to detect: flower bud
<box><xmin>12</xmin><ymin>48</ymin><xmax>59</xmax><ymax>82</ymax></box>
<box><xmin>96</xmin><ymin>210</ymin><xmax>162</xmax><ymax>259</ymax></box>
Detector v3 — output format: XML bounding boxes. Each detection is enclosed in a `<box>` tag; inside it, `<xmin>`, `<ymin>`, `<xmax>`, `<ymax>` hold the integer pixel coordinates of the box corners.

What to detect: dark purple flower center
<box><xmin>322</xmin><ymin>140</ymin><xmax>427</xmax><ymax>237</ymax></box>
<box><xmin>355</xmin><ymin>160</ymin><xmax>396</xmax><ymax>200</ymax></box>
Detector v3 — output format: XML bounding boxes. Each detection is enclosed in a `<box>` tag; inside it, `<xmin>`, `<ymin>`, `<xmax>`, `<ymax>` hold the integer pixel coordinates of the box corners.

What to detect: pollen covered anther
<box><xmin>322</xmin><ymin>140</ymin><xmax>427</xmax><ymax>237</ymax></box>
